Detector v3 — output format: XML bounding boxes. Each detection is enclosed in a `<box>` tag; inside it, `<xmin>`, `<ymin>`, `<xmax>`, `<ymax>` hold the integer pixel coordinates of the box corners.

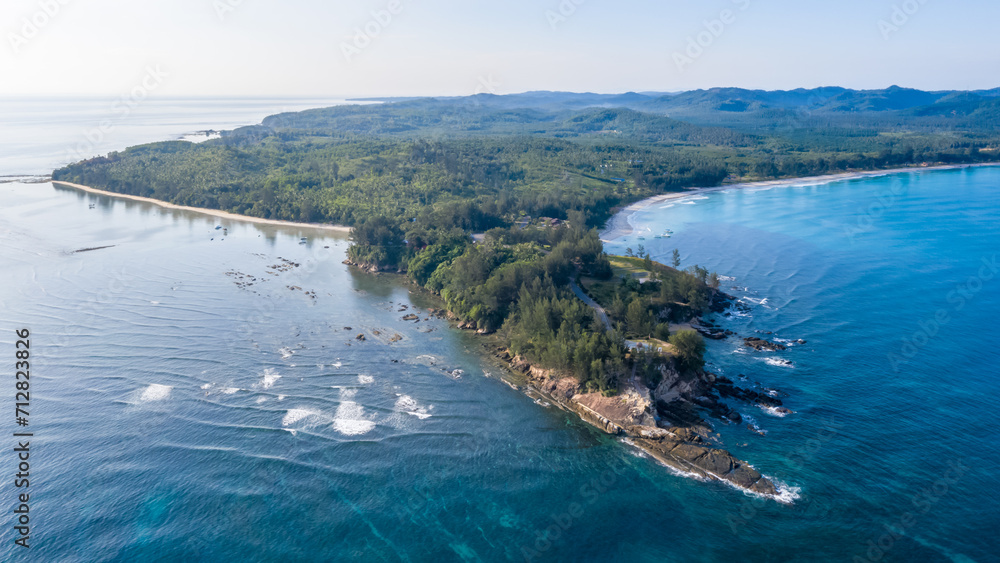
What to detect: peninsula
<box><xmin>52</xmin><ymin>87</ymin><xmax>1000</xmax><ymax>498</ymax></box>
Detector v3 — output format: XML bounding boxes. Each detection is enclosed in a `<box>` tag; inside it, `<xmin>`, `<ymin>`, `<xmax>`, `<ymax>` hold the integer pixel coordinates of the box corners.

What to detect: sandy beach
<box><xmin>600</xmin><ymin>162</ymin><xmax>1000</xmax><ymax>241</ymax></box>
<box><xmin>51</xmin><ymin>181</ymin><xmax>352</xmax><ymax>233</ymax></box>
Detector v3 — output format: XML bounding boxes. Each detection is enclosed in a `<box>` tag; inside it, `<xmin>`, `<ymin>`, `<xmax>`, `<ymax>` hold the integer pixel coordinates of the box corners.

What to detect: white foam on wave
<box><xmin>331</xmin><ymin>361</ymin><xmax>343</xmax><ymax>369</ymax></box>
<box><xmin>333</xmin><ymin>400</ymin><xmax>376</xmax><ymax>435</ymax></box>
<box><xmin>620</xmin><ymin>437</ymin><xmax>650</xmax><ymax>459</ymax></box>
<box><xmin>253</xmin><ymin>368</ymin><xmax>281</xmax><ymax>390</ymax></box>
<box><xmin>743</xmin><ymin>414</ymin><xmax>767</xmax><ymax>435</ymax></box>
<box><xmin>220</xmin><ymin>387</ymin><xmax>240</xmax><ymax>395</ymax></box>
<box><xmin>277</xmin><ymin>395</ymin><xmax>286</xmax><ymax>401</ymax></box>
<box><xmin>760</xmin><ymin>404</ymin><xmax>789</xmax><ymax>418</ymax></box>
<box><xmin>278</xmin><ymin>347</ymin><xmax>294</xmax><ymax>360</ymax></box>
<box><xmin>138</xmin><ymin>384</ymin><xmax>172</xmax><ymax>402</ymax></box>
<box><xmin>282</xmin><ymin>408</ymin><xmax>320</xmax><ymax>426</ymax></box>
<box><xmin>764</xmin><ymin>358</ymin><xmax>794</xmax><ymax>368</ymax></box>
<box><xmin>395</xmin><ymin>395</ymin><xmax>432</xmax><ymax>419</ymax></box>
<box><xmin>680</xmin><ymin>201</ymin><xmax>697</xmax><ymax>205</ymax></box>
<box><xmin>655</xmin><ymin>459</ymin><xmax>710</xmax><ymax>482</ymax></box>
<box><xmin>200</xmin><ymin>383</ymin><xmax>212</xmax><ymax>390</ymax></box>
<box><xmin>768</xmin><ymin>480</ymin><xmax>802</xmax><ymax>505</ymax></box>
<box><xmin>256</xmin><ymin>397</ymin><xmax>268</xmax><ymax>404</ymax></box>
<box><xmin>658</xmin><ymin>203</ymin><xmax>676</xmax><ymax>209</ymax></box>
<box><xmin>358</xmin><ymin>374</ymin><xmax>374</xmax><ymax>385</ymax></box>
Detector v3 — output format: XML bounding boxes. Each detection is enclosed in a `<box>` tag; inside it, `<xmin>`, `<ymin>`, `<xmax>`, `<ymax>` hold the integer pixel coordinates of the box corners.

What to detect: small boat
<box><xmin>299</xmin><ymin>237</ymin><xmax>308</xmax><ymax>245</ymax></box>
<box><xmin>215</xmin><ymin>225</ymin><xmax>222</xmax><ymax>230</ymax></box>
<box><xmin>88</xmin><ymin>204</ymin><xmax>95</xmax><ymax>209</ymax></box>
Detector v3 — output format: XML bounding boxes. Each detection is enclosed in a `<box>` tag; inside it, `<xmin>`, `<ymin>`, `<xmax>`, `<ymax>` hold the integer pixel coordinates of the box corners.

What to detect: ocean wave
<box><xmin>358</xmin><ymin>374</ymin><xmax>374</xmax><ymax>385</ymax></box>
<box><xmin>138</xmin><ymin>384</ymin><xmax>172</xmax><ymax>402</ymax></box>
<box><xmin>759</xmin><ymin>404</ymin><xmax>790</xmax><ymax>417</ymax></box>
<box><xmin>278</xmin><ymin>347</ymin><xmax>294</xmax><ymax>360</ymax></box>
<box><xmin>333</xmin><ymin>400</ymin><xmax>376</xmax><ymax>435</ymax></box>
<box><xmin>253</xmin><ymin>368</ymin><xmax>281</xmax><ymax>390</ymax></box>
<box><xmin>764</xmin><ymin>358</ymin><xmax>794</xmax><ymax>368</ymax></box>
<box><xmin>743</xmin><ymin>414</ymin><xmax>767</xmax><ymax>435</ymax></box>
<box><xmin>220</xmin><ymin>387</ymin><xmax>240</xmax><ymax>395</ymax></box>
<box><xmin>768</xmin><ymin>480</ymin><xmax>802</xmax><ymax>505</ymax></box>
<box><xmin>652</xmin><ymin>458</ymin><xmax>709</xmax><ymax>482</ymax></box>
<box><xmin>395</xmin><ymin>394</ymin><xmax>432</xmax><ymax>419</ymax></box>
<box><xmin>282</xmin><ymin>408</ymin><xmax>321</xmax><ymax>426</ymax></box>
<box><xmin>620</xmin><ymin>437</ymin><xmax>650</xmax><ymax>459</ymax></box>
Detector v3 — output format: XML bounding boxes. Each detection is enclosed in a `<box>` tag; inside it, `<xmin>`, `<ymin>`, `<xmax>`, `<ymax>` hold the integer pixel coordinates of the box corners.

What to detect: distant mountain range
<box><xmin>346</xmin><ymin>86</ymin><xmax>1000</xmax><ymax>131</ymax></box>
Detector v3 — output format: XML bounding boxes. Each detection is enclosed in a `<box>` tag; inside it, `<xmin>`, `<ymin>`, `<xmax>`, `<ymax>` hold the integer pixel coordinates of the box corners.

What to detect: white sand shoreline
<box><xmin>600</xmin><ymin>162</ymin><xmax>1000</xmax><ymax>241</ymax></box>
<box><xmin>51</xmin><ymin>181</ymin><xmax>352</xmax><ymax>233</ymax></box>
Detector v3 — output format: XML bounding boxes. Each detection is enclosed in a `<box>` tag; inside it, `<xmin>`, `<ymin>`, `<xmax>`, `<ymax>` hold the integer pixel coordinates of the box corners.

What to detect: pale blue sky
<box><xmin>2</xmin><ymin>0</ymin><xmax>997</xmax><ymax>96</ymax></box>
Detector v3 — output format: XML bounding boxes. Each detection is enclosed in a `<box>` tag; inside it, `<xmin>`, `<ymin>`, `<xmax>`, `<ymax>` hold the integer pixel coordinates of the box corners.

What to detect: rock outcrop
<box><xmin>743</xmin><ymin>337</ymin><xmax>787</xmax><ymax>351</ymax></box>
<box><xmin>489</xmin><ymin>346</ymin><xmax>784</xmax><ymax>499</ymax></box>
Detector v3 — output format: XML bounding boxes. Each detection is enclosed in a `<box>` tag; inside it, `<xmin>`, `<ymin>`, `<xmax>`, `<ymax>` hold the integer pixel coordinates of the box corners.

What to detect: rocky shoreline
<box><xmin>485</xmin><ymin>345</ymin><xmax>784</xmax><ymax>498</ymax></box>
<box><xmin>352</xmin><ymin>266</ymin><xmax>799</xmax><ymax>500</ymax></box>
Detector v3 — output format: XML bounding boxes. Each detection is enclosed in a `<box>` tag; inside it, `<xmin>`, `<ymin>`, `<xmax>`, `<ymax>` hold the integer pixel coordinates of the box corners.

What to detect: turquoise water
<box><xmin>1</xmin><ymin>100</ymin><xmax>998</xmax><ymax>561</ymax></box>
<box><xmin>605</xmin><ymin>167</ymin><xmax>1000</xmax><ymax>562</ymax></box>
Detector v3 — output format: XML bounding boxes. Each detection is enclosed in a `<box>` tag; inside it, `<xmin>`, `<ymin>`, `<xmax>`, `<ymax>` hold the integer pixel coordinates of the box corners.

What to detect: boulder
<box><xmin>744</xmin><ymin>337</ymin><xmax>787</xmax><ymax>352</ymax></box>
<box><xmin>694</xmin><ymin>449</ymin><xmax>736</xmax><ymax>475</ymax></box>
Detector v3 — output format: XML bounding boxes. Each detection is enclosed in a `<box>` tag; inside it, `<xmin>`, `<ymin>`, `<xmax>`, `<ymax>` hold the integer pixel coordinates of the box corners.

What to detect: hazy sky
<box><xmin>2</xmin><ymin>0</ymin><xmax>998</xmax><ymax>97</ymax></box>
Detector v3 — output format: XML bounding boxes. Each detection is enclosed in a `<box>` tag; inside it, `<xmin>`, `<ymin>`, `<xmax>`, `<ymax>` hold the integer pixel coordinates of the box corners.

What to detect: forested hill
<box><xmin>53</xmin><ymin>87</ymin><xmax>999</xmax><ymax>228</ymax></box>
<box><xmin>349</xmin><ymin>86</ymin><xmax>1000</xmax><ymax>130</ymax></box>
<box><xmin>50</xmin><ymin>87</ymin><xmax>1000</xmax><ymax>418</ymax></box>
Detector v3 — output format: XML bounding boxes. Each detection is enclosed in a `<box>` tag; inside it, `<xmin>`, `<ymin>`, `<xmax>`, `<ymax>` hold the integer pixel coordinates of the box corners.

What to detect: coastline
<box><xmin>600</xmin><ymin>162</ymin><xmax>1000</xmax><ymax>242</ymax></box>
<box><xmin>51</xmin><ymin>180</ymin><xmax>352</xmax><ymax>233</ymax></box>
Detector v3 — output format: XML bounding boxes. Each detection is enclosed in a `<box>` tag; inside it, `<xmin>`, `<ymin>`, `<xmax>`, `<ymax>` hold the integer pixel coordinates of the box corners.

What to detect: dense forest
<box><xmin>52</xmin><ymin>87</ymin><xmax>999</xmax><ymax>391</ymax></box>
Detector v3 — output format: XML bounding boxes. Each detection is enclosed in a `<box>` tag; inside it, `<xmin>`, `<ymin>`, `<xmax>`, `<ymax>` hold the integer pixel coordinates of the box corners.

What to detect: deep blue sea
<box><xmin>1</xmin><ymin>100</ymin><xmax>998</xmax><ymax>562</ymax></box>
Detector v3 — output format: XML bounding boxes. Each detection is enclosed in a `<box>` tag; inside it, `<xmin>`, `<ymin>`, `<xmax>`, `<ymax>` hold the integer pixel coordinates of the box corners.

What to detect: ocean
<box><xmin>1</xmin><ymin>99</ymin><xmax>997</xmax><ymax>562</ymax></box>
